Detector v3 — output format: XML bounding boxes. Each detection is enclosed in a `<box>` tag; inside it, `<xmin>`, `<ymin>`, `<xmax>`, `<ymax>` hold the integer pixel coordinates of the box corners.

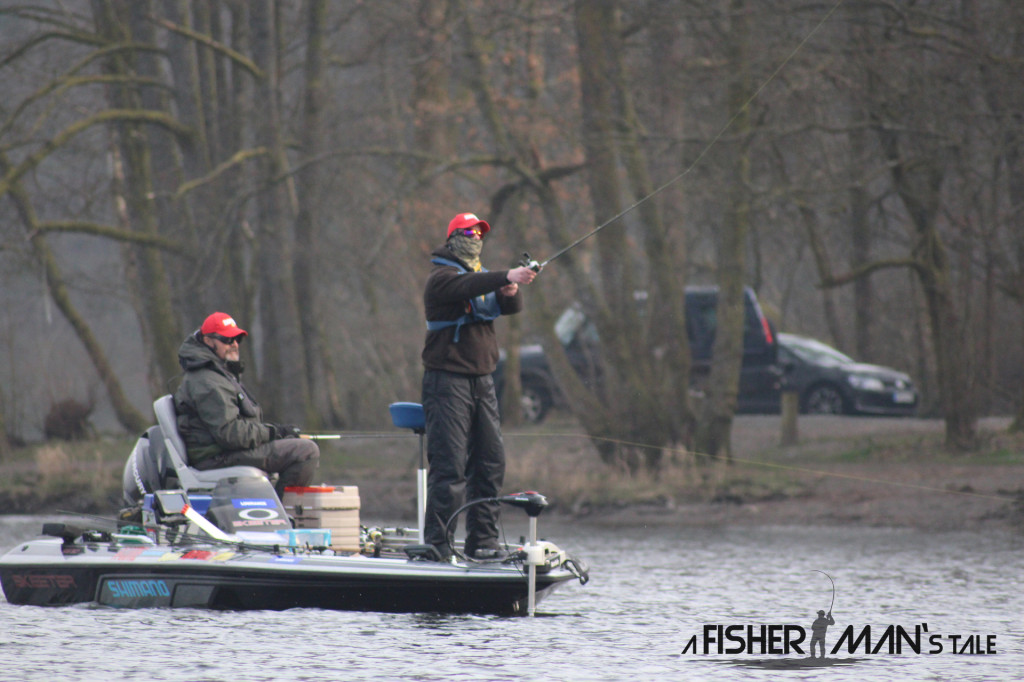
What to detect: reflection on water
<box><xmin>1</xmin><ymin>515</ymin><xmax>1021</xmax><ymax>681</ymax></box>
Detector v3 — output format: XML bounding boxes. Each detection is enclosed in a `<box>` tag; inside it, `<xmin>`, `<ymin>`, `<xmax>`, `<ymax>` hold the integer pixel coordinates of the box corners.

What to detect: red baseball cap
<box><xmin>447</xmin><ymin>213</ymin><xmax>491</xmax><ymax>239</ymax></box>
<box><xmin>200</xmin><ymin>312</ymin><xmax>248</xmax><ymax>338</ymax></box>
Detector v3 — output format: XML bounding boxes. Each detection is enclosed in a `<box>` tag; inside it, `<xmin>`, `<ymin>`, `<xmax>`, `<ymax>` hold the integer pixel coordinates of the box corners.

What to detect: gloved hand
<box><xmin>266</xmin><ymin>423</ymin><xmax>301</xmax><ymax>440</ymax></box>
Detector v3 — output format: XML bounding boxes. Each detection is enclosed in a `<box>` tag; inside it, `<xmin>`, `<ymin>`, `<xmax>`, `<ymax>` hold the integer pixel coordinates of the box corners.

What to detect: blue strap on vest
<box><xmin>426</xmin><ymin>257</ymin><xmax>502</xmax><ymax>342</ymax></box>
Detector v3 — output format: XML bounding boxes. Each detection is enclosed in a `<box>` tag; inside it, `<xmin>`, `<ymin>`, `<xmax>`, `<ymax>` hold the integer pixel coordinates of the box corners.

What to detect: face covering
<box><xmin>447</xmin><ymin>233</ymin><xmax>483</xmax><ymax>271</ymax></box>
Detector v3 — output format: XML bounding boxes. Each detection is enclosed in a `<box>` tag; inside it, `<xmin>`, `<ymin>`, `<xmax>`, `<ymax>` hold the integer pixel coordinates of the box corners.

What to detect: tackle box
<box><xmin>282</xmin><ymin>485</ymin><xmax>361</xmax><ymax>552</ymax></box>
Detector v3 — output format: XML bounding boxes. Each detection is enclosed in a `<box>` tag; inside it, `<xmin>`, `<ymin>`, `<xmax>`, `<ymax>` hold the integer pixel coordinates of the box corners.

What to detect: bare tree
<box><xmin>694</xmin><ymin>0</ymin><xmax>753</xmax><ymax>464</ymax></box>
<box><xmin>2</xmin><ymin>0</ymin><xmax>1023</xmax><ymax>453</ymax></box>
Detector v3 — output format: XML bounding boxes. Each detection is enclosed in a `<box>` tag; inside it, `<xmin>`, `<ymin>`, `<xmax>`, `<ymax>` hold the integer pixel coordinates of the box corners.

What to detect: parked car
<box><xmin>494</xmin><ymin>286</ymin><xmax>781</xmax><ymax>423</ymax></box>
<box><xmin>777</xmin><ymin>333</ymin><xmax>918</xmax><ymax>416</ymax></box>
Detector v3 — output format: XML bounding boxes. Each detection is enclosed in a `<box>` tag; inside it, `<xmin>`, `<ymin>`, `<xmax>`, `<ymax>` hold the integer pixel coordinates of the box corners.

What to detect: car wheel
<box><xmin>520</xmin><ymin>385</ymin><xmax>551</xmax><ymax>424</ymax></box>
<box><xmin>802</xmin><ymin>384</ymin><xmax>846</xmax><ymax>415</ymax></box>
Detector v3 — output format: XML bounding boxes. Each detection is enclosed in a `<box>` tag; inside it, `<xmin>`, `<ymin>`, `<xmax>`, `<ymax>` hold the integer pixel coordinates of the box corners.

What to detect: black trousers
<box><xmin>421</xmin><ymin>369</ymin><xmax>506</xmax><ymax>554</ymax></box>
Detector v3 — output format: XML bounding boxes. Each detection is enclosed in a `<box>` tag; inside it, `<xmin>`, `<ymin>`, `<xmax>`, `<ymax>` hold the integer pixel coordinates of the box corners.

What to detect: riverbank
<box><xmin>527</xmin><ymin>414</ymin><xmax>1024</xmax><ymax>533</ymax></box>
<box><xmin>1</xmin><ymin>414</ymin><xmax>1022</xmax><ymax>532</ymax></box>
<box><xmin>556</xmin><ymin>415</ymin><xmax>1024</xmax><ymax>532</ymax></box>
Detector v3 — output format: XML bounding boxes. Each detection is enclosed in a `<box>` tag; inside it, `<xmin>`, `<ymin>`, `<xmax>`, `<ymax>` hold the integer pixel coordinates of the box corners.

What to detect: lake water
<box><xmin>1</xmin><ymin>514</ymin><xmax>1021</xmax><ymax>681</ymax></box>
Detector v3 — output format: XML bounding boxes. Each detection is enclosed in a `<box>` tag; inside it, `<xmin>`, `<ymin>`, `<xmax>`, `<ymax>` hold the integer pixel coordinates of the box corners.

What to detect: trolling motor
<box><xmin>431</xmin><ymin>491</ymin><xmax>552</xmax><ymax>615</ymax></box>
<box><xmin>499</xmin><ymin>491</ymin><xmax>548</xmax><ymax>517</ymax></box>
<box><xmin>500</xmin><ymin>491</ymin><xmax>548</xmax><ymax>616</ymax></box>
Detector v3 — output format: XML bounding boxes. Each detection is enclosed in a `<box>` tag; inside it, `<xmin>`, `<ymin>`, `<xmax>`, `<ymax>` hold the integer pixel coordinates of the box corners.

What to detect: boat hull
<box><xmin>1</xmin><ymin>538</ymin><xmax>578</xmax><ymax>615</ymax></box>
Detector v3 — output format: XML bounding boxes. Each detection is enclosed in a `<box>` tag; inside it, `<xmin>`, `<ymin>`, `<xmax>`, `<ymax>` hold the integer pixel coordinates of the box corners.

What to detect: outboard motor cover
<box><xmin>122</xmin><ymin>426</ymin><xmax>166</xmax><ymax>505</ymax></box>
<box><xmin>205</xmin><ymin>476</ymin><xmax>291</xmax><ymax>533</ymax></box>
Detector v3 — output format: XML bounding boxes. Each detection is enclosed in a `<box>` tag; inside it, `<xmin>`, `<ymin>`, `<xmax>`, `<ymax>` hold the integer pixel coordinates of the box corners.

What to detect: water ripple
<box><xmin>1</xmin><ymin>518</ymin><xmax>1021</xmax><ymax>681</ymax></box>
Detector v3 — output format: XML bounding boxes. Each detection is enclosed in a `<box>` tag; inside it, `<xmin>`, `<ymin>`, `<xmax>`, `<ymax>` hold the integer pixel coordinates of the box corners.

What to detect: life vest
<box><xmin>426</xmin><ymin>257</ymin><xmax>502</xmax><ymax>342</ymax></box>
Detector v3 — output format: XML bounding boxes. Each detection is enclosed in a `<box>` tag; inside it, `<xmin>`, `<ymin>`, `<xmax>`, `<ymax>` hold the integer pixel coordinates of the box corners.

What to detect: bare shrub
<box><xmin>43</xmin><ymin>399</ymin><xmax>94</xmax><ymax>441</ymax></box>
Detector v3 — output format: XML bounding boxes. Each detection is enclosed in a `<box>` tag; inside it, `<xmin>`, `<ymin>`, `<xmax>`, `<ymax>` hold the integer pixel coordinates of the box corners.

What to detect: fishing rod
<box><xmin>518</xmin><ymin>189</ymin><xmax>660</xmax><ymax>272</ymax></box>
<box><xmin>297</xmin><ymin>431</ymin><xmax>418</xmax><ymax>441</ymax></box>
<box><xmin>812</xmin><ymin>569</ymin><xmax>835</xmax><ymax>613</ymax></box>
<box><xmin>517</xmin><ymin>0</ymin><xmax>845</xmax><ymax>274</ymax></box>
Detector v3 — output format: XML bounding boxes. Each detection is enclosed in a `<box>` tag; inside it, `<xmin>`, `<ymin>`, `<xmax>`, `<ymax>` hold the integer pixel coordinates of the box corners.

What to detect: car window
<box><xmin>781</xmin><ymin>335</ymin><xmax>853</xmax><ymax>366</ymax></box>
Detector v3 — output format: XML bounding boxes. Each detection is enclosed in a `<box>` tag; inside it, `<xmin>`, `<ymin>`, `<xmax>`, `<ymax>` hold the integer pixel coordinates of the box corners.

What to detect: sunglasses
<box><xmin>209</xmin><ymin>333</ymin><xmax>243</xmax><ymax>346</ymax></box>
<box><xmin>455</xmin><ymin>227</ymin><xmax>483</xmax><ymax>238</ymax></box>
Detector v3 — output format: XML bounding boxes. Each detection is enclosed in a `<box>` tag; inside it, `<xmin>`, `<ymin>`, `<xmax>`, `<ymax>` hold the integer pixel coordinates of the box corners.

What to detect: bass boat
<box><xmin>0</xmin><ymin>398</ymin><xmax>588</xmax><ymax>615</ymax></box>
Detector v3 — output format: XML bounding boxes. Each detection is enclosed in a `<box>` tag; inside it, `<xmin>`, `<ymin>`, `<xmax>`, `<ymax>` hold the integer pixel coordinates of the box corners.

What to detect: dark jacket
<box><xmin>422</xmin><ymin>245</ymin><xmax>523</xmax><ymax>375</ymax></box>
<box><xmin>173</xmin><ymin>333</ymin><xmax>272</xmax><ymax>463</ymax></box>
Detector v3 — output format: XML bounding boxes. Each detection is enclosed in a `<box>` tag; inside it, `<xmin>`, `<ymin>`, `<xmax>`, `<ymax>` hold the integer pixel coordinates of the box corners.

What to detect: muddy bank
<box><xmin>570</xmin><ymin>416</ymin><xmax>1024</xmax><ymax>532</ymax></box>
<box><xmin>575</xmin><ymin>461</ymin><xmax>1024</xmax><ymax>532</ymax></box>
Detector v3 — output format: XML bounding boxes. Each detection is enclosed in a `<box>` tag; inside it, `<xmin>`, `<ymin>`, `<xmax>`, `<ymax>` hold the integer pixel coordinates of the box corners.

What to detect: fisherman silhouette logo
<box><xmin>809</xmin><ymin>569</ymin><xmax>836</xmax><ymax>659</ymax></box>
<box><xmin>810</xmin><ymin>609</ymin><xmax>835</xmax><ymax>659</ymax></box>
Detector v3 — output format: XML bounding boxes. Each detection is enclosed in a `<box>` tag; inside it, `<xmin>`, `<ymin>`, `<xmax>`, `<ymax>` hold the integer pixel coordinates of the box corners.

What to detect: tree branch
<box><xmin>0</xmin><ymin>109</ymin><xmax>194</xmax><ymax>198</ymax></box>
<box><xmin>27</xmin><ymin>221</ymin><xmax>188</xmax><ymax>253</ymax></box>
<box><xmin>819</xmin><ymin>257</ymin><xmax>925</xmax><ymax>288</ymax></box>
<box><xmin>152</xmin><ymin>17</ymin><xmax>265</xmax><ymax>79</ymax></box>
<box><xmin>172</xmin><ymin>147</ymin><xmax>271</xmax><ymax>200</ymax></box>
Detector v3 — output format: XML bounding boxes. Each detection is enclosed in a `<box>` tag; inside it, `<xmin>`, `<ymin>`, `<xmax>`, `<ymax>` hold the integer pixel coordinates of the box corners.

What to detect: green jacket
<box><xmin>173</xmin><ymin>333</ymin><xmax>272</xmax><ymax>463</ymax></box>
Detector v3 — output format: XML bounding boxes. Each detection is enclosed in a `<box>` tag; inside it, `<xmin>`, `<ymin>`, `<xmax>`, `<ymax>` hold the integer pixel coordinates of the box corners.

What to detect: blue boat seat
<box><xmin>153</xmin><ymin>394</ymin><xmax>268</xmax><ymax>492</ymax></box>
<box><xmin>388</xmin><ymin>402</ymin><xmax>425</xmax><ymax>433</ymax></box>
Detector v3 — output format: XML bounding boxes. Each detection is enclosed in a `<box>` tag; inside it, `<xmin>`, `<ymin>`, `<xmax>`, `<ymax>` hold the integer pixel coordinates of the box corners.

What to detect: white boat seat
<box><xmin>153</xmin><ymin>394</ymin><xmax>267</xmax><ymax>492</ymax></box>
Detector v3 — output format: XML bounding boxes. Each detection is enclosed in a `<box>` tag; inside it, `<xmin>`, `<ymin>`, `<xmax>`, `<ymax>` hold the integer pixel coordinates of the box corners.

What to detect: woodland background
<box><xmin>1</xmin><ymin>0</ymin><xmax>1023</xmax><ymax>471</ymax></box>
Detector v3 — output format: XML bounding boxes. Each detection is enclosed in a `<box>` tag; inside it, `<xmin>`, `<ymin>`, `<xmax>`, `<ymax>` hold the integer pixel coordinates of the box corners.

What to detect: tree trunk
<box><xmin>0</xmin><ymin>387</ymin><xmax>9</xmax><ymax>460</ymax></box>
<box><xmin>93</xmin><ymin>0</ymin><xmax>182</xmax><ymax>391</ymax></box>
<box><xmin>695</xmin><ymin>0</ymin><xmax>752</xmax><ymax>464</ymax></box>
<box><xmin>249</xmin><ymin>0</ymin><xmax>312</xmax><ymax>421</ymax></box>
<box><xmin>846</xmin><ymin>17</ymin><xmax>874</xmax><ymax>359</ymax></box>
<box><xmin>877</xmin><ymin>129</ymin><xmax>977</xmax><ymax>449</ymax></box>
<box><xmin>293</xmin><ymin>0</ymin><xmax>338</xmax><ymax>427</ymax></box>
<box><xmin>574</xmin><ymin>1</ymin><xmax>650</xmax><ymax>472</ymax></box>
<box><xmin>612</xmin><ymin>16</ymin><xmax>694</xmax><ymax>454</ymax></box>
<box><xmin>412</xmin><ymin>0</ymin><xmax>455</xmax><ymax>163</ymax></box>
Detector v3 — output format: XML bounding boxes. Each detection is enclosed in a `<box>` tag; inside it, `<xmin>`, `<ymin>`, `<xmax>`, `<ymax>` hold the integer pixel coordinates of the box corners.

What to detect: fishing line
<box><xmin>811</xmin><ymin>569</ymin><xmax>836</xmax><ymax>613</ymax></box>
<box><xmin>533</xmin><ymin>0</ymin><xmax>847</xmax><ymax>269</ymax></box>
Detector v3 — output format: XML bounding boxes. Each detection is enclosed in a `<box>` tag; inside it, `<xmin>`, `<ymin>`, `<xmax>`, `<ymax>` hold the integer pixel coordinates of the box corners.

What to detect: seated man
<box><xmin>173</xmin><ymin>312</ymin><xmax>319</xmax><ymax>498</ymax></box>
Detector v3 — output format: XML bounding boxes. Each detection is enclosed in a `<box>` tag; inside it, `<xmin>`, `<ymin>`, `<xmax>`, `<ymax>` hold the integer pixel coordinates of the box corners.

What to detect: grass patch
<box><xmin>0</xmin><ymin>436</ymin><xmax>132</xmax><ymax>513</ymax></box>
<box><xmin>835</xmin><ymin>445</ymin><xmax>876</xmax><ymax>463</ymax></box>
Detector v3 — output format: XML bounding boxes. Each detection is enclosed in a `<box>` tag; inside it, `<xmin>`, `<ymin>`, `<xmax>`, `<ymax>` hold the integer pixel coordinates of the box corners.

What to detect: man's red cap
<box><xmin>447</xmin><ymin>213</ymin><xmax>491</xmax><ymax>239</ymax></box>
<box><xmin>200</xmin><ymin>312</ymin><xmax>247</xmax><ymax>338</ymax></box>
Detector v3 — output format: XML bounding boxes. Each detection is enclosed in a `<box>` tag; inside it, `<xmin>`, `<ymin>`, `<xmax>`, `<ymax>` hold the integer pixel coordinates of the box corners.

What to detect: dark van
<box><xmin>494</xmin><ymin>286</ymin><xmax>780</xmax><ymax>423</ymax></box>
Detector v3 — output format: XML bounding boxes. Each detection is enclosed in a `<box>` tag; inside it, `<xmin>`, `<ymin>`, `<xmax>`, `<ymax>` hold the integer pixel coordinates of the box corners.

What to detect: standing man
<box><xmin>421</xmin><ymin>213</ymin><xmax>537</xmax><ymax>560</ymax></box>
<box><xmin>809</xmin><ymin>609</ymin><xmax>835</xmax><ymax>658</ymax></box>
<box><xmin>174</xmin><ymin>312</ymin><xmax>320</xmax><ymax>498</ymax></box>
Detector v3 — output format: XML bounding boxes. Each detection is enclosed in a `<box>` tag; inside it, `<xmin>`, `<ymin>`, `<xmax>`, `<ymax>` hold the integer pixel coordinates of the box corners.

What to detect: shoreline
<box><xmin>544</xmin><ymin>415</ymin><xmax>1024</xmax><ymax>533</ymax></box>
<box><xmin>1</xmin><ymin>415</ymin><xmax>1022</xmax><ymax>534</ymax></box>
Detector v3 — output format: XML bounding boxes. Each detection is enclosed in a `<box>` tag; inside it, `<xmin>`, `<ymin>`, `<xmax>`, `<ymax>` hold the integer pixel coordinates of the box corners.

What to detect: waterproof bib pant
<box><xmin>193</xmin><ymin>438</ymin><xmax>319</xmax><ymax>498</ymax></box>
<box><xmin>422</xmin><ymin>369</ymin><xmax>505</xmax><ymax>555</ymax></box>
